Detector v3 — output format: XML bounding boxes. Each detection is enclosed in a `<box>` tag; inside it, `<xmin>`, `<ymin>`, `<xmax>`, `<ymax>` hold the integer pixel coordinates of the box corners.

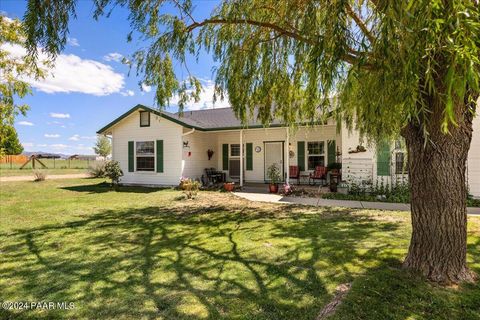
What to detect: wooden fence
<box><xmin>0</xmin><ymin>155</ymin><xmax>29</xmax><ymax>164</ymax></box>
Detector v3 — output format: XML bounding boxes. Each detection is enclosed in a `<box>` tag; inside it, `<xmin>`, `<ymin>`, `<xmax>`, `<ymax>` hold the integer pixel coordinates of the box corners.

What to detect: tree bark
<box><xmin>401</xmin><ymin>97</ymin><xmax>477</xmax><ymax>284</ymax></box>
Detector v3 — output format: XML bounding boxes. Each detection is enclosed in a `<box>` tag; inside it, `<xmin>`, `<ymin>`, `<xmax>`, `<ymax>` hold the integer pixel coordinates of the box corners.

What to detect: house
<box><xmin>97</xmin><ymin>104</ymin><xmax>480</xmax><ymax>197</ymax></box>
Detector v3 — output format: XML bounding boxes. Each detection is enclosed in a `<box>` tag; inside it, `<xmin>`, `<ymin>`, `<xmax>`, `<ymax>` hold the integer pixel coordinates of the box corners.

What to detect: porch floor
<box><xmin>240</xmin><ymin>182</ymin><xmax>330</xmax><ymax>195</ymax></box>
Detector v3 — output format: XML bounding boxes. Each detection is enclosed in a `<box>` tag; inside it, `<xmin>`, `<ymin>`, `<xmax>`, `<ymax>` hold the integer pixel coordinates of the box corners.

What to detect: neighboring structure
<box><xmin>97</xmin><ymin>104</ymin><xmax>480</xmax><ymax>197</ymax></box>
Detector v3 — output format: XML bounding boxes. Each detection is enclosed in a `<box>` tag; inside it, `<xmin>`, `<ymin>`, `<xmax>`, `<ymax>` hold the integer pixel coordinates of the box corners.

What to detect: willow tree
<box><xmin>23</xmin><ymin>0</ymin><xmax>479</xmax><ymax>283</ymax></box>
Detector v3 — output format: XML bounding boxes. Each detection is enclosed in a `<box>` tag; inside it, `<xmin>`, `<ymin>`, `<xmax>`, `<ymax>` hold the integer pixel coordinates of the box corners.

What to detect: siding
<box><xmin>468</xmin><ymin>115</ymin><xmax>480</xmax><ymax>197</ymax></box>
<box><xmin>181</xmin><ymin>130</ymin><xmax>218</xmax><ymax>180</ymax></box>
<box><xmin>111</xmin><ymin>110</ymin><xmax>183</xmax><ymax>185</ymax></box>
<box><xmin>215</xmin><ymin>124</ymin><xmax>341</xmax><ymax>182</ymax></box>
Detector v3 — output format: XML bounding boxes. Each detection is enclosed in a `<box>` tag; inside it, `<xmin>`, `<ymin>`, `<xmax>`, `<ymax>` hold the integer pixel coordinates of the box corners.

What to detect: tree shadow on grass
<box><xmin>61</xmin><ymin>182</ymin><xmax>168</xmax><ymax>194</ymax></box>
<box><xmin>0</xmin><ymin>202</ymin><xmax>420</xmax><ymax>319</ymax></box>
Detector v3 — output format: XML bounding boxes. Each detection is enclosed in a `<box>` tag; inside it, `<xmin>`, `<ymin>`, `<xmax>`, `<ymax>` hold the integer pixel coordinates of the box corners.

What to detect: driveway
<box><xmin>0</xmin><ymin>173</ymin><xmax>90</xmax><ymax>182</ymax></box>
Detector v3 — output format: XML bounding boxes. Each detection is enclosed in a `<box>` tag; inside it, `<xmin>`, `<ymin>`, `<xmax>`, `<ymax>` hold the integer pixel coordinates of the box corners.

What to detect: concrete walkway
<box><xmin>0</xmin><ymin>173</ymin><xmax>90</xmax><ymax>182</ymax></box>
<box><xmin>233</xmin><ymin>192</ymin><xmax>480</xmax><ymax>215</ymax></box>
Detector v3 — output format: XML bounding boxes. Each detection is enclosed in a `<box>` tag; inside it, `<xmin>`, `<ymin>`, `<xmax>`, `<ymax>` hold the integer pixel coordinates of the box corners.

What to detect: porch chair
<box><xmin>309</xmin><ymin>166</ymin><xmax>327</xmax><ymax>186</ymax></box>
<box><xmin>289</xmin><ymin>165</ymin><xmax>300</xmax><ymax>185</ymax></box>
<box><xmin>205</xmin><ymin>168</ymin><xmax>222</xmax><ymax>184</ymax></box>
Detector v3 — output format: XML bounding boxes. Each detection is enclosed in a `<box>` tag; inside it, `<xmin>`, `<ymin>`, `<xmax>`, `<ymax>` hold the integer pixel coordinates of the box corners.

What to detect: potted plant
<box><xmin>327</xmin><ymin>162</ymin><xmax>342</xmax><ymax>175</ymax></box>
<box><xmin>223</xmin><ymin>181</ymin><xmax>235</xmax><ymax>192</ymax></box>
<box><xmin>266</xmin><ymin>164</ymin><xmax>281</xmax><ymax>193</ymax></box>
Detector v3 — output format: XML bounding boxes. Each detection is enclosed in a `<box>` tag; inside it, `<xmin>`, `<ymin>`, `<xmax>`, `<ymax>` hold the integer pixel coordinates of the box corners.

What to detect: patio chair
<box><xmin>289</xmin><ymin>165</ymin><xmax>300</xmax><ymax>185</ymax></box>
<box><xmin>309</xmin><ymin>166</ymin><xmax>327</xmax><ymax>186</ymax></box>
<box><xmin>205</xmin><ymin>168</ymin><xmax>222</xmax><ymax>184</ymax></box>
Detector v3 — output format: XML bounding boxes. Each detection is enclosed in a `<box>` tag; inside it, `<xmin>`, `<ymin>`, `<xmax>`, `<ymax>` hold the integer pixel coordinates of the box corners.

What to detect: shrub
<box><xmin>33</xmin><ymin>171</ymin><xmax>46</xmax><ymax>182</ymax></box>
<box><xmin>88</xmin><ymin>161</ymin><xmax>106</xmax><ymax>178</ymax></box>
<box><xmin>179</xmin><ymin>177</ymin><xmax>200</xmax><ymax>199</ymax></box>
<box><xmin>104</xmin><ymin>160</ymin><xmax>123</xmax><ymax>187</ymax></box>
<box><xmin>266</xmin><ymin>164</ymin><xmax>281</xmax><ymax>184</ymax></box>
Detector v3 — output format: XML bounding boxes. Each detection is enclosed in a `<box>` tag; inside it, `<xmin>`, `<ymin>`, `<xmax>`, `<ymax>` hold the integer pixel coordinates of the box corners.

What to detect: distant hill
<box><xmin>22</xmin><ymin>151</ymin><xmax>70</xmax><ymax>159</ymax></box>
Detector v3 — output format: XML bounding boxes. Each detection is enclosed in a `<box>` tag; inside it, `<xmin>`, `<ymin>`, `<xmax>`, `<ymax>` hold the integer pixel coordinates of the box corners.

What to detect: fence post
<box><xmin>10</xmin><ymin>156</ymin><xmax>12</xmax><ymax>169</ymax></box>
<box><xmin>68</xmin><ymin>159</ymin><xmax>71</xmax><ymax>168</ymax></box>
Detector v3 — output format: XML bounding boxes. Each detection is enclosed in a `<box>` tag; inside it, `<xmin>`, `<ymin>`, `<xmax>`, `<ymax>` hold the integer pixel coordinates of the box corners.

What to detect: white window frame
<box><xmin>306</xmin><ymin>141</ymin><xmax>325</xmax><ymax>170</ymax></box>
<box><xmin>135</xmin><ymin>140</ymin><xmax>155</xmax><ymax>172</ymax></box>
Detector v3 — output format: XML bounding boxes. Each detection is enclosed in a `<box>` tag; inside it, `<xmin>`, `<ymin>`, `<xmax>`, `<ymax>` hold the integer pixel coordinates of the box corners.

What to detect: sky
<box><xmin>1</xmin><ymin>0</ymin><xmax>229</xmax><ymax>155</ymax></box>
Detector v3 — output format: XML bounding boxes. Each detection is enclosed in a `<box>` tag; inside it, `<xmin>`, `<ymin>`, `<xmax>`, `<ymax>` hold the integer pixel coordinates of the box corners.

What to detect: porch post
<box><xmin>286</xmin><ymin>127</ymin><xmax>290</xmax><ymax>184</ymax></box>
<box><xmin>240</xmin><ymin>129</ymin><xmax>244</xmax><ymax>187</ymax></box>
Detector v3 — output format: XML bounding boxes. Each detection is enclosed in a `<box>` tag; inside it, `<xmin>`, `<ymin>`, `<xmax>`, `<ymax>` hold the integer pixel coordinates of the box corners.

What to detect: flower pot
<box><xmin>223</xmin><ymin>182</ymin><xmax>235</xmax><ymax>192</ymax></box>
<box><xmin>269</xmin><ymin>184</ymin><xmax>279</xmax><ymax>193</ymax></box>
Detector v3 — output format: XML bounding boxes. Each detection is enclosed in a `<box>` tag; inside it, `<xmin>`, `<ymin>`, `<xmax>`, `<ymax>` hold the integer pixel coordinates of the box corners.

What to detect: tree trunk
<box><xmin>401</xmin><ymin>97</ymin><xmax>476</xmax><ymax>284</ymax></box>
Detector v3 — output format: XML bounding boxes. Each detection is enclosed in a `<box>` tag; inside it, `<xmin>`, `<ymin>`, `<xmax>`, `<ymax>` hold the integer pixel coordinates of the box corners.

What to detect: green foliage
<box><xmin>266</xmin><ymin>163</ymin><xmax>281</xmax><ymax>184</ymax></box>
<box><xmin>22</xmin><ymin>0</ymin><xmax>480</xmax><ymax>139</ymax></box>
<box><xmin>88</xmin><ymin>161</ymin><xmax>106</xmax><ymax>178</ymax></box>
<box><xmin>0</xmin><ymin>15</ymin><xmax>44</xmax><ymax>157</ymax></box>
<box><xmin>104</xmin><ymin>160</ymin><xmax>123</xmax><ymax>186</ymax></box>
<box><xmin>0</xmin><ymin>125</ymin><xmax>23</xmax><ymax>155</ymax></box>
<box><xmin>93</xmin><ymin>135</ymin><xmax>111</xmax><ymax>158</ymax></box>
<box><xmin>178</xmin><ymin>177</ymin><xmax>200</xmax><ymax>199</ymax></box>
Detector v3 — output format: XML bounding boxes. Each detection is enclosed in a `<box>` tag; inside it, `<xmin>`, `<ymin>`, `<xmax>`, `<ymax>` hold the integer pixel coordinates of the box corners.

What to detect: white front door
<box><xmin>264</xmin><ymin>142</ymin><xmax>284</xmax><ymax>182</ymax></box>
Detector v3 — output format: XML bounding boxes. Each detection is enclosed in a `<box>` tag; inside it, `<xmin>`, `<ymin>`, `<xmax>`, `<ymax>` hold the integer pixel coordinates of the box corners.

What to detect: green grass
<box><xmin>0</xmin><ymin>159</ymin><xmax>99</xmax><ymax>170</ymax></box>
<box><xmin>0</xmin><ymin>179</ymin><xmax>479</xmax><ymax>319</ymax></box>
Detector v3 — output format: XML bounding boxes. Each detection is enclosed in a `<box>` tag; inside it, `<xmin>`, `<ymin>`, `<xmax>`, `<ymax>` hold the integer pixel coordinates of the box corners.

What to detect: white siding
<box><xmin>468</xmin><ymin>115</ymin><xmax>480</xmax><ymax>197</ymax></box>
<box><xmin>111</xmin><ymin>110</ymin><xmax>183</xmax><ymax>185</ymax></box>
<box><xmin>181</xmin><ymin>130</ymin><xmax>218</xmax><ymax>180</ymax></box>
<box><xmin>216</xmin><ymin>124</ymin><xmax>341</xmax><ymax>182</ymax></box>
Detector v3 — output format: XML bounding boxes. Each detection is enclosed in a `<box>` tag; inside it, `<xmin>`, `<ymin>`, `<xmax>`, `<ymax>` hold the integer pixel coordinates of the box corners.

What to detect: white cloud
<box><xmin>50</xmin><ymin>113</ymin><xmax>70</xmax><ymax>119</ymax></box>
<box><xmin>22</xmin><ymin>142</ymin><xmax>34</xmax><ymax>148</ymax></box>
<box><xmin>171</xmin><ymin>79</ymin><xmax>231</xmax><ymax>111</ymax></box>
<box><xmin>17</xmin><ymin>121</ymin><xmax>34</xmax><ymax>126</ymax></box>
<box><xmin>104</xmin><ymin>52</ymin><xmax>123</xmax><ymax>62</ymax></box>
<box><xmin>120</xmin><ymin>90</ymin><xmax>135</xmax><ymax>97</ymax></box>
<box><xmin>81</xmin><ymin>135</ymin><xmax>96</xmax><ymax>140</ymax></box>
<box><xmin>2</xmin><ymin>43</ymin><xmax>125</xmax><ymax>96</ymax></box>
<box><xmin>67</xmin><ymin>37</ymin><xmax>80</xmax><ymax>47</ymax></box>
<box><xmin>36</xmin><ymin>144</ymin><xmax>47</xmax><ymax>147</ymax></box>
<box><xmin>50</xmin><ymin>144</ymin><xmax>68</xmax><ymax>149</ymax></box>
<box><xmin>69</xmin><ymin>134</ymin><xmax>80</xmax><ymax>141</ymax></box>
<box><xmin>141</xmin><ymin>83</ymin><xmax>152</xmax><ymax>93</ymax></box>
<box><xmin>44</xmin><ymin>134</ymin><xmax>60</xmax><ymax>138</ymax></box>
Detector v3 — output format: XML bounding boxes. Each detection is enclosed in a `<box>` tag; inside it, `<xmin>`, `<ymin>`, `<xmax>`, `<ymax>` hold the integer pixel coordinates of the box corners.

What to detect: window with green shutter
<box><xmin>156</xmin><ymin>140</ymin><xmax>163</xmax><ymax>173</ymax></box>
<box><xmin>327</xmin><ymin>140</ymin><xmax>336</xmax><ymax>165</ymax></box>
<box><xmin>128</xmin><ymin>141</ymin><xmax>134</xmax><ymax>172</ymax></box>
<box><xmin>222</xmin><ymin>144</ymin><xmax>229</xmax><ymax>170</ymax></box>
<box><xmin>246</xmin><ymin>143</ymin><xmax>253</xmax><ymax>170</ymax></box>
<box><xmin>297</xmin><ymin>141</ymin><xmax>305</xmax><ymax>171</ymax></box>
<box><xmin>377</xmin><ymin>140</ymin><xmax>391</xmax><ymax>176</ymax></box>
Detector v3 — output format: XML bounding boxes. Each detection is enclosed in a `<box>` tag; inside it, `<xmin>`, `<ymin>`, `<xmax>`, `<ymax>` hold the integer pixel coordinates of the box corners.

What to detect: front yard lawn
<box><xmin>1</xmin><ymin>178</ymin><xmax>479</xmax><ymax>319</ymax></box>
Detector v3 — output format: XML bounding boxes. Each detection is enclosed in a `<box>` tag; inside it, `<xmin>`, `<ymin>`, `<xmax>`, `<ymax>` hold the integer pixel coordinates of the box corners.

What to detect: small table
<box><xmin>299</xmin><ymin>174</ymin><xmax>310</xmax><ymax>185</ymax></box>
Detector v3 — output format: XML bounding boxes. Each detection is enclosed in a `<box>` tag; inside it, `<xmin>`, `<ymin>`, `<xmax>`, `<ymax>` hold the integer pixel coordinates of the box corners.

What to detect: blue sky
<box><xmin>2</xmin><ymin>0</ymin><xmax>227</xmax><ymax>155</ymax></box>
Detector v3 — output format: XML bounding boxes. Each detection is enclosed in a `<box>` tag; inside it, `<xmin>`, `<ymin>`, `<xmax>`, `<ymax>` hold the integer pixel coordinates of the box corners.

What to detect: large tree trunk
<box><xmin>401</xmin><ymin>97</ymin><xmax>476</xmax><ymax>284</ymax></box>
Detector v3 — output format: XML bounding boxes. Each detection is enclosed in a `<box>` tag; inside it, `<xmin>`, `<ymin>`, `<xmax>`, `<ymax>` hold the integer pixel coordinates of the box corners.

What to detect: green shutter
<box><xmin>327</xmin><ymin>140</ymin><xmax>336</xmax><ymax>165</ymax></box>
<box><xmin>246</xmin><ymin>143</ymin><xmax>253</xmax><ymax>170</ymax></box>
<box><xmin>297</xmin><ymin>141</ymin><xmax>305</xmax><ymax>171</ymax></box>
<box><xmin>128</xmin><ymin>141</ymin><xmax>134</xmax><ymax>172</ymax></box>
<box><xmin>377</xmin><ymin>140</ymin><xmax>391</xmax><ymax>176</ymax></box>
<box><xmin>222</xmin><ymin>144</ymin><xmax>229</xmax><ymax>170</ymax></box>
<box><xmin>156</xmin><ymin>140</ymin><xmax>163</xmax><ymax>173</ymax></box>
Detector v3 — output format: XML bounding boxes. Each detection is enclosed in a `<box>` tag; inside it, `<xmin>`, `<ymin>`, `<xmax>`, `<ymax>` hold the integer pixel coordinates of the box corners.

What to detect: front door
<box><xmin>264</xmin><ymin>142</ymin><xmax>284</xmax><ymax>182</ymax></box>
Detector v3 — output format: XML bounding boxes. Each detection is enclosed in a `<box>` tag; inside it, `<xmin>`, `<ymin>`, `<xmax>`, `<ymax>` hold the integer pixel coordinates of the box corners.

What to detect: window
<box><xmin>140</xmin><ymin>111</ymin><xmax>150</xmax><ymax>127</ymax></box>
<box><xmin>230</xmin><ymin>144</ymin><xmax>241</xmax><ymax>157</ymax></box>
<box><xmin>307</xmin><ymin>141</ymin><xmax>325</xmax><ymax>170</ymax></box>
<box><xmin>136</xmin><ymin>141</ymin><xmax>154</xmax><ymax>171</ymax></box>
<box><xmin>395</xmin><ymin>152</ymin><xmax>407</xmax><ymax>174</ymax></box>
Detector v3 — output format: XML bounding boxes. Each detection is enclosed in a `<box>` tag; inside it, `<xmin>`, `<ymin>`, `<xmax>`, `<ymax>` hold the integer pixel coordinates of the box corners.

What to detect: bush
<box><xmin>179</xmin><ymin>177</ymin><xmax>200</xmax><ymax>199</ymax></box>
<box><xmin>33</xmin><ymin>171</ymin><xmax>46</xmax><ymax>182</ymax></box>
<box><xmin>104</xmin><ymin>161</ymin><xmax>123</xmax><ymax>187</ymax></box>
<box><xmin>88</xmin><ymin>161</ymin><xmax>106</xmax><ymax>178</ymax></box>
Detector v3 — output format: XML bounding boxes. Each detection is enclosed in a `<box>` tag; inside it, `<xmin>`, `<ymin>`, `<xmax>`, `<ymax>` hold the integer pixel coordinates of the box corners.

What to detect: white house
<box><xmin>97</xmin><ymin>104</ymin><xmax>480</xmax><ymax>197</ymax></box>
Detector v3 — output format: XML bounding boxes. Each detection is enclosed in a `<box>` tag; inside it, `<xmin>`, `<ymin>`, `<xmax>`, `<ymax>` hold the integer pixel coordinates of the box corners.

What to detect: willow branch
<box><xmin>185</xmin><ymin>17</ymin><xmax>373</xmax><ymax>69</ymax></box>
<box><xmin>345</xmin><ymin>3</ymin><xmax>376</xmax><ymax>44</ymax></box>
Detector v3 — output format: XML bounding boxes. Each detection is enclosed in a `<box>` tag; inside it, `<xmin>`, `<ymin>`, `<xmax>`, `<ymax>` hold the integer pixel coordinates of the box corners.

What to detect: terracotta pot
<box><xmin>269</xmin><ymin>184</ymin><xmax>279</xmax><ymax>193</ymax></box>
<box><xmin>224</xmin><ymin>182</ymin><xmax>235</xmax><ymax>192</ymax></box>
